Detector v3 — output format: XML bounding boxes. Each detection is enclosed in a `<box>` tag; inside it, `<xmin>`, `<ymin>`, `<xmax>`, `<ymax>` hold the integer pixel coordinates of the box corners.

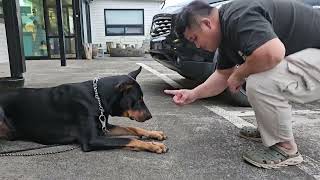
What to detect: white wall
<box><xmin>90</xmin><ymin>0</ymin><xmax>161</xmax><ymax>49</ymax></box>
<box><xmin>0</xmin><ymin>23</ymin><xmax>9</xmax><ymax>63</ymax></box>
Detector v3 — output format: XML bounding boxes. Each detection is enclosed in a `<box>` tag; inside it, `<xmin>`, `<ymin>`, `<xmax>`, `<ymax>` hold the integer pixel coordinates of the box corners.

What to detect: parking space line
<box><xmin>204</xmin><ymin>105</ymin><xmax>256</xmax><ymax>128</ymax></box>
<box><xmin>139</xmin><ymin>62</ymin><xmax>320</xmax><ymax>178</ymax></box>
<box><xmin>231</xmin><ymin>109</ymin><xmax>320</xmax><ymax>117</ymax></box>
<box><xmin>136</xmin><ymin>63</ymin><xmax>183</xmax><ymax>89</ymax></box>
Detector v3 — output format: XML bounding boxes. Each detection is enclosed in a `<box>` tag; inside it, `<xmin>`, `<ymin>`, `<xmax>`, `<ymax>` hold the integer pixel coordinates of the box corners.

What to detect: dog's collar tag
<box><xmin>93</xmin><ymin>77</ymin><xmax>109</xmax><ymax>133</ymax></box>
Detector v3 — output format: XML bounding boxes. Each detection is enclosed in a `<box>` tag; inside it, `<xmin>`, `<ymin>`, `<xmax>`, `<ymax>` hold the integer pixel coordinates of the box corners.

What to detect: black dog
<box><xmin>0</xmin><ymin>67</ymin><xmax>167</xmax><ymax>153</ymax></box>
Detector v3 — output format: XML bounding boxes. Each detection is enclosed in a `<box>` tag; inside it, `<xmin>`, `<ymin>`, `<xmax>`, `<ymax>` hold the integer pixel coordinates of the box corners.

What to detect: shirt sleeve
<box><xmin>217</xmin><ymin>4</ymin><xmax>278</xmax><ymax>70</ymax></box>
<box><xmin>237</xmin><ymin>9</ymin><xmax>278</xmax><ymax>56</ymax></box>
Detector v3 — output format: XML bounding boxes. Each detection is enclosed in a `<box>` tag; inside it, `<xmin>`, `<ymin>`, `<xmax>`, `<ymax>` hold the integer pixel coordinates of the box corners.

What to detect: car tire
<box><xmin>224</xmin><ymin>85</ymin><xmax>251</xmax><ymax>107</ymax></box>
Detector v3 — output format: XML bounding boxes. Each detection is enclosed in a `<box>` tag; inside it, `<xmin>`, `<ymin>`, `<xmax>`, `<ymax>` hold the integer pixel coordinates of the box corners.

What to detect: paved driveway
<box><xmin>0</xmin><ymin>56</ymin><xmax>319</xmax><ymax>180</ymax></box>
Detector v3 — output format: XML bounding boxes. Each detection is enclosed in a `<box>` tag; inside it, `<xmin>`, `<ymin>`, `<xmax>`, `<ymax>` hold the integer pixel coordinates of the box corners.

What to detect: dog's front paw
<box><xmin>147</xmin><ymin>131</ymin><xmax>167</xmax><ymax>141</ymax></box>
<box><xmin>148</xmin><ymin>142</ymin><xmax>168</xmax><ymax>154</ymax></box>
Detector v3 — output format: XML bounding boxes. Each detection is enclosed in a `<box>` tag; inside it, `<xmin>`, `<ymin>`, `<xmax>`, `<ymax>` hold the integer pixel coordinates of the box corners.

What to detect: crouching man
<box><xmin>165</xmin><ymin>0</ymin><xmax>320</xmax><ymax>168</ymax></box>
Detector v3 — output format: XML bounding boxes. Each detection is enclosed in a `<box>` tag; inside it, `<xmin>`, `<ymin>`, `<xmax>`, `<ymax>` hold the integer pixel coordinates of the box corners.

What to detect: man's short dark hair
<box><xmin>175</xmin><ymin>0</ymin><xmax>214</xmax><ymax>38</ymax></box>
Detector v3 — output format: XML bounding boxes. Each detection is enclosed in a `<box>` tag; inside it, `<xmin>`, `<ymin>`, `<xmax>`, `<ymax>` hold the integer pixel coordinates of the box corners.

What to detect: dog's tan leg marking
<box><xmin>123</xmin><ymin>139</ymin><xmax>168</xmax><ymax>153</ymax></box>
<box><xmin>108</xmin><ymin>126</ymin><xmax>167</xmax><ymax>141</ymax></box>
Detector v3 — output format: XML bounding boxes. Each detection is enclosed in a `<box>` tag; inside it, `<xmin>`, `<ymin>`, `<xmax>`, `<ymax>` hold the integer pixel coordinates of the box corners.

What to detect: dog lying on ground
<box><xmin>0</xmin><ymin>67</ymin><xmax>167</xmax><ymax>153</ymax></box>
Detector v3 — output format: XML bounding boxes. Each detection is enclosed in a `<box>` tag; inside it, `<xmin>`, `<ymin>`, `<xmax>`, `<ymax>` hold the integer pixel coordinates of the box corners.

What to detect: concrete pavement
<box><xmin>0</xmin><ymin>55</ymin><xmax>319</xmax><ymax>179</ymax></box>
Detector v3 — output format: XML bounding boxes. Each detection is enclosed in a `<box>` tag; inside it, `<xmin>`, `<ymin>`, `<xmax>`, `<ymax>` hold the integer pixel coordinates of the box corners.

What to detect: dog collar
<box><xmin>93</xmin><ymin>77</ymin><xmax>109</xmax><ymax>133</ymax></box>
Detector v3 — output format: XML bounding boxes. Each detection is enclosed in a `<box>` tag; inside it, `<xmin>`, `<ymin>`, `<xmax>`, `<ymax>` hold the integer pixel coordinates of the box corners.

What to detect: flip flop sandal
<box><xmin>239</xmin><ymin>126</ymin><xmax>262</xmax><ymax>142</ymax></box>
<box><xmin>242</xmin><ymin>145</ymin><xmax>304</xmax><ymax>169</ymax></box>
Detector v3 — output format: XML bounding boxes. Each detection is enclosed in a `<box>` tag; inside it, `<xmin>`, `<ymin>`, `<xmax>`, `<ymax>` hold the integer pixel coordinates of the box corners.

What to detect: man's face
<box><xmin>183</xmin><ymin>18</ymin><xmax>218</xmax><ymax>52</ymax></box>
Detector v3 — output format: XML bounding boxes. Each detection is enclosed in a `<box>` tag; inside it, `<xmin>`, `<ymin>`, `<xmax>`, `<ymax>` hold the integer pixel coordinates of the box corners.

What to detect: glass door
<box><xmin>20</xmin><ymin>0</ymin><xmax>48</xmax><ymax>58</ymax></box>
<box><xmin>45</xmin><ymin>0</ymin><xmax>76</xmax><ymax>59</ymax></box>
<box><xmin>63</xmin><ymin>1</ymin><xmax>76</xmax><ymax>58</ymax></box>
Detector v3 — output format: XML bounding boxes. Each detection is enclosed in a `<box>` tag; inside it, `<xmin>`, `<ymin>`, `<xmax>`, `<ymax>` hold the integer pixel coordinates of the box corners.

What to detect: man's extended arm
<box><xmin>193</xmin><ymin>67</ymin><xmax>234</xmax><ymax>99</ymax></box>
<box><xmin>164</xmin><ymin>67</ymin><xmax>234</xmax><ymax>105</ymax></box>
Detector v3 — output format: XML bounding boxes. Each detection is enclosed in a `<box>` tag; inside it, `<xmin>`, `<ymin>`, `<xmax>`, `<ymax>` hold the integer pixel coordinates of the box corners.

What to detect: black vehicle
<box><xmin>149</xmin><ymin>0</ymin><xmax>320</xmax><ymax>107</ymax></box>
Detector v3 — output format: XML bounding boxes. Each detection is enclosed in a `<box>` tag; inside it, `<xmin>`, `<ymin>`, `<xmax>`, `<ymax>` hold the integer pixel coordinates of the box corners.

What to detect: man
<box><xmin>164</xmin><ymin>0</ymin><xmax>320</xmax><ymax>169</ymax></box>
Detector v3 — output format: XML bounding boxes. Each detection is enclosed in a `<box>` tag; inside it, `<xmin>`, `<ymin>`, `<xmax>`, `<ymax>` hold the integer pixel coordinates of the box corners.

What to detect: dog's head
<box><xmin>110</xmin><ymin>67</ymin><xmax>152</xmax><ymax>122</ymax></box>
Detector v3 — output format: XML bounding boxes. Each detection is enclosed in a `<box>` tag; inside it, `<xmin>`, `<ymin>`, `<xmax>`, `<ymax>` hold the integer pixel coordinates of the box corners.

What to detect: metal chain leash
<box><xmin>0</xmin><ymin>145</ymin><xmax>79</xmax><ymax>157</ymax></box>
<box><xmin>93</xmin><ymin>77</ymin><xmax>109</xmax><ymax>133</ymax></box>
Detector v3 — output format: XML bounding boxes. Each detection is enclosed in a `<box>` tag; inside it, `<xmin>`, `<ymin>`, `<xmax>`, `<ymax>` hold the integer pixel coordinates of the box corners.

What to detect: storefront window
<box><xmin>20</xmin><ymin>0</ymin><xmax>48</xmax><ymax>57</ymax></box>
<box><xmin>49</xmin><ymin>37</ymin><xmax>76</xmax><ymax>59</ymax></box>
<box><xmin>63</xmin><ymin>0</ymin><xmax>74</xmax><ymax>36</ymax></box>
<box><xmin>46</xmin><ymin>0</ymin><xmax>76</xmax><ymax>59</ymax></box>
<box><xmin>63</xmin><ymin>0</ymin><xmax>76</xmax><ymax>58</ymax></box>
<box><xmin>47</xmin><ymin>5</ymin><xmax>58</xmax><ymax>36</ymax></box>
<box><xmin>0</xmin><ymin>0</ymin><xmax>4</xmax><ymax>23</ymax></box>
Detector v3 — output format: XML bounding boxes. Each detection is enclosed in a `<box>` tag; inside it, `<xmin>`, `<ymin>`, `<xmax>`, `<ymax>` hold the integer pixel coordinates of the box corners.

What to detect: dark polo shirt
<box><xmin>217</xmin><ymin>0</ymin><xmax>320</xmax><ymax>69</ymax></box>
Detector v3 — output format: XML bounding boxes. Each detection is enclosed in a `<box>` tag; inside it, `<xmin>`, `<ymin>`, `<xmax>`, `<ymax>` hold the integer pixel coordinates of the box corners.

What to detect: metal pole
<box><xmin>2</xmin><ymin>0</ymin><xmax>26</xmax><ymax>78</ymax></box>
<box><xmin>74</xmin><ymin>0</ymin><xmax>84</xmax><ymax>59</ymax></box>
<box><xmin>56</xmin><ymin>0</ymin><xmax>66</xmax><ymax>66</ymax></box>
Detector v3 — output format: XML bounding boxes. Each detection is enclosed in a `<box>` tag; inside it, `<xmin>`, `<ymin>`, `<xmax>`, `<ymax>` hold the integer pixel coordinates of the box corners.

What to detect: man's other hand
<box><xmin>227</xmin><ymin>74</ymin><xmax>245</xmax><ymax>93</ymax></box>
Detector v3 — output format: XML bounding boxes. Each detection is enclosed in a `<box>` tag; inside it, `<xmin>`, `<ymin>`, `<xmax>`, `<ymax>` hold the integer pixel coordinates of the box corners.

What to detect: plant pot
<box><xmin>109</xmin><ymin>48</ymin><xmax>144</xmax><ymax>57</ymax></box>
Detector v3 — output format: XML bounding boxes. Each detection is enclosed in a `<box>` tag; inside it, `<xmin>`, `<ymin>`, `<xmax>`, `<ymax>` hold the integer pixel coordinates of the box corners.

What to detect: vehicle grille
<box><xmin>150</xmin><ymin>15</ymin><xmax>172</xmax><ymax>37</ymax></box>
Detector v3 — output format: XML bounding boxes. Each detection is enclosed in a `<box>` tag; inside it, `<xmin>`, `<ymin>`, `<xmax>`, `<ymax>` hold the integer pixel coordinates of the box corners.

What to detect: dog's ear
<box><xmin>128</xmin><ymin>66</ymin><xmax>142</xmax><ymax>80</ymax></box>
<box><xmin>115</xmin><ymin>80</ymin><xmax>134</xmax><ymax>92</ymax></box>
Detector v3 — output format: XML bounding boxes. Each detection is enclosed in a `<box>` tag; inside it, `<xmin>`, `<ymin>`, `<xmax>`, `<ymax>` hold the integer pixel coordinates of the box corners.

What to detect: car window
<box><xmin>301</xmin><ymin>0</ymin><xmax>320</xmax><ymax>6</ymax></box>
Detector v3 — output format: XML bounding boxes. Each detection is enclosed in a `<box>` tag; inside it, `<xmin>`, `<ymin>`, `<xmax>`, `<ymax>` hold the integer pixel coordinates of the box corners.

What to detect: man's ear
<box><xmin>200</xmin><ymin>18</ymin><xmax>212</xmax><ymax>30</ymax></box>
<box><xmin>128</xmin><ymin>66</ymin><xmax>142</xmax><ymax>80</ymax></box>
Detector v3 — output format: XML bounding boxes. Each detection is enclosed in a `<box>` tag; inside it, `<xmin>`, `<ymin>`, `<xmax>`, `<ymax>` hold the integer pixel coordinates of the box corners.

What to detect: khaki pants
<box><xmin>246</xmin><ymin>48</ymin><xmax>320</xmax><ymax>147</ymax></box>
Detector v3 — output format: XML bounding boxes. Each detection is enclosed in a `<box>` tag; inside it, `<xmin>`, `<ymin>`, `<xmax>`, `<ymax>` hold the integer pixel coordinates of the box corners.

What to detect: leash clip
<box><xmin>99</xmin><ymin>114</ymin><xmax>108</xmax><ymax>132</ymax></box>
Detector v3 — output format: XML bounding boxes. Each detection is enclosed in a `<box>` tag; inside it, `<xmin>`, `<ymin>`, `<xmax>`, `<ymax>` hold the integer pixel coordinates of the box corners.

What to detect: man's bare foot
<box><xmin>276</xmin><ymin>141</ymin><xmax>298</xmax><ymax>155</ymax></box>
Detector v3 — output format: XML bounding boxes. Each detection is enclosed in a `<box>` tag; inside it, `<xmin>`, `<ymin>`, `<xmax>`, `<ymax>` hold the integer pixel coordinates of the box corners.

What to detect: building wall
<box><xmin>0</xmin><ymin>23</ymin><xmax>9</xmax><ymax>63</ymax></box>
<box><xmin>90</xmin><ymin>0</ymin><xmax>161</xmax><ymax>49</ymax></box>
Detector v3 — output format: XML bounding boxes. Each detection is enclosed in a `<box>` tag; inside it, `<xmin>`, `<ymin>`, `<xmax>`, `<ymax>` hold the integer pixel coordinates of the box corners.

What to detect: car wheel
<box><xmin>224</xmin><ymin>83</ymin><xmax>251</xmax><ymax>107</ymax></box>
